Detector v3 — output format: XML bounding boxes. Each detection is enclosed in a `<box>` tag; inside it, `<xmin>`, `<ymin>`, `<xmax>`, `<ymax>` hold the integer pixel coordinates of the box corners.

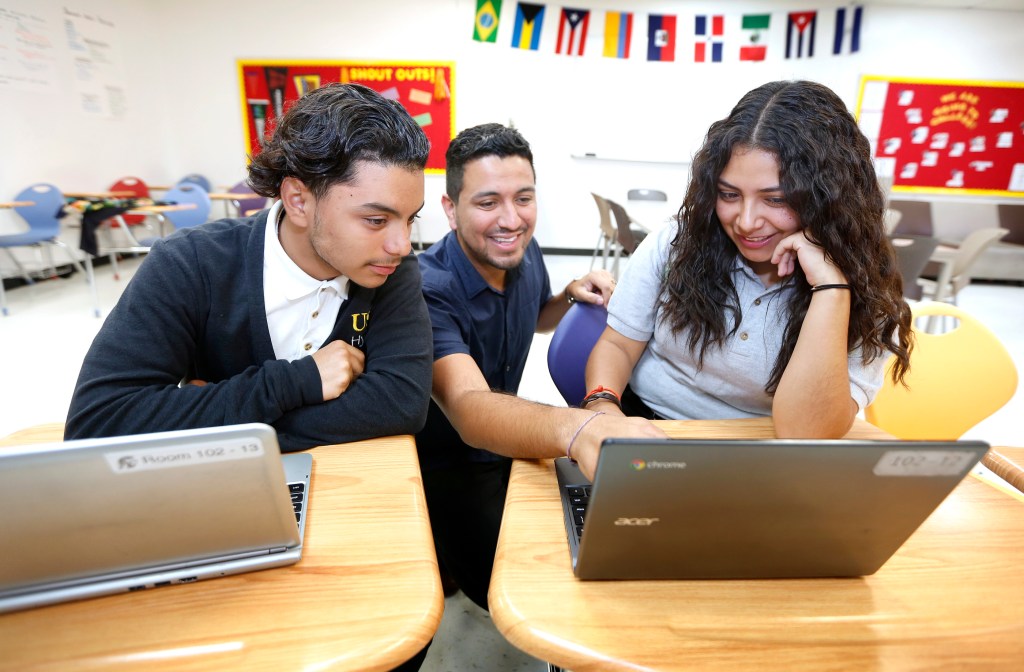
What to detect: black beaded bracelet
<box><xmin>810</xmin><ymin>283</ymin><xmax>852</xmax><ymax>293</ymax></box>
<box><xmin>581</xmin><ymin>391</ymin><xmax>622</xmax><ymax>408</ymax></box>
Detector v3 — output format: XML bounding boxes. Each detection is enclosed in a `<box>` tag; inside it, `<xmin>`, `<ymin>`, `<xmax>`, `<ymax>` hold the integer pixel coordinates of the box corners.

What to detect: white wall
<box><xmin>3</xmin><ymin>0</ymin><xmax>1024</xmax><ymax>258</ymax></box>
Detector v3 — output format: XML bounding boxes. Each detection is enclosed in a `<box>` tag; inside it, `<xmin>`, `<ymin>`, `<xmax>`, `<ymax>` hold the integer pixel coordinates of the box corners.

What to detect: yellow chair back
<box><xmin>865</xmin><ymin>302</ymin><xmax>1018</xmax><ymax>440</ymax></box>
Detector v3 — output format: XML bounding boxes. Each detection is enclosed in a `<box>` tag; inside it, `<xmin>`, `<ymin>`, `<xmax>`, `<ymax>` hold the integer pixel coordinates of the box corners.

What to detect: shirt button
<box><xmin>311</xmin><ymin>311</ymin><xmax>319</xmax><ymax>319</ymax></box>
<box><xmin>303</xmin><ymin>343</ymin><xmax>312</xmax><ymax>351</ymax></box>
<box><xmin>754</xmin><ymin>298</ymin><xmax>761</xmax><ymax>306</ymax></box>
<box><xmin>740</xmin><ymin>332</ymin><xmax>749</xmax><ymax>341</ymax></box>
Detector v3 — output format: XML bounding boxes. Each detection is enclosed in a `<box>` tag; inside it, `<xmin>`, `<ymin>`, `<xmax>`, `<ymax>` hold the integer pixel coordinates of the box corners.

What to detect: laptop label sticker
<box><xmin>873</xmin><ymin>450</ymin><xmax>978</xmax><ymax>477</ymax></box>
<box><xmin>104</xmin><ymin>438</ymin><xmax>265</xmax><ymax>473</ymax></box>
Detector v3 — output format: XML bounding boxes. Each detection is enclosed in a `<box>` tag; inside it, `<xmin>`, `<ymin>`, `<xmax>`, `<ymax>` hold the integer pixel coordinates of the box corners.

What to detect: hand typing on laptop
<box><xmin>567</xmin><ymin>412</ymin><xmax>667</xmax><ymax>482</ymax></box>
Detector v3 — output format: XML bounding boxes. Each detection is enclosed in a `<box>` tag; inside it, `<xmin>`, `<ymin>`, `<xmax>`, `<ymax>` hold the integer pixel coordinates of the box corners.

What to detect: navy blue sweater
<box><xmin>64</xmin><ymin>209</ymin><xmax>432</xmax><ymax>451</ymax></box>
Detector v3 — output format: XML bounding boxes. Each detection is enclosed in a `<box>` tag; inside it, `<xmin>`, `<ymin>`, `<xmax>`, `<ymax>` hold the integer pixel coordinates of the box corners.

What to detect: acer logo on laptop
<box><xmin>614</xmin><ymin>517</ymin><xmax>660</xmax><ymax>526</ymax></box>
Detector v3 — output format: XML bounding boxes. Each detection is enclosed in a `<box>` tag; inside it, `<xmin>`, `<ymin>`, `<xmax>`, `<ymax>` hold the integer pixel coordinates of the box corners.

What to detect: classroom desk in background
<box><xmin>0</xmin><ymin>201</ymin><xmax>35</xmax><ymax>208</ymax></box>
<box><xmin>489</xmin><ymin>418</ymin><xmax>1024</xmax><ymax>671</ymax></box>
<box><xmin>0</xmin><ymin>424</ymin><xmax>443</xmax><ymax>672</ymax></box>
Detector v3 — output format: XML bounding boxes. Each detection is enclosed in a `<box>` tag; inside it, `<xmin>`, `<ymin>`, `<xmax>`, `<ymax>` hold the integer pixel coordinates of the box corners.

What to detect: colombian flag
<box><xmin>603</xmin><ymin>11</ymin><xmax>632</xmax><ymax>59</ymax></box>
<box><xmin>473</xmin><ymin>0</ymin><xmax>502</xmax><ymax>43</ymax></box>
<box><xmin>647</xmin><ymin>14</ymin><xmax>676</xmax><ymax>62</ymax></box>
<box><xmin>511</xmin><ymin>2</ymin><xmax>545</xmax><ymax>51</ymax></box>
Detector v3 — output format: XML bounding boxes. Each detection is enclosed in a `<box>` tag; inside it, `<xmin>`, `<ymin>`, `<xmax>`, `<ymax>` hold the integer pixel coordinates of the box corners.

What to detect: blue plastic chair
<box><xmin>162</xmin><ymin>184</ymin><xmax>211</xmax><ymax>230</ymax></box>
<box><xmin>546</xmin><ymin>301</ymin><xmax>609</xmax><ymax>407</ymax></box>
<box><xmin>134</xmin><ymin>184</ymin><xmax>211</xmax><ymax>247</ymax></box>
<box><xmin>1</xmin><ymin>183</ymin><xmax>99</xmax><ymax>317</ymax></box>
<box><xmin>176</xmin><ymin>173</ymin><xmax>212</xmax><ymax>192</ymax></box>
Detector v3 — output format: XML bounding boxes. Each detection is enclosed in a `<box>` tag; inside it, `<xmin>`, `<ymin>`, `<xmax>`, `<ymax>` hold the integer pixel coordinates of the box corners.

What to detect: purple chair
<box><xmin>547</xmin><ymin>301</ymin><xmax>609</xmax><ymax>407</ymax></box>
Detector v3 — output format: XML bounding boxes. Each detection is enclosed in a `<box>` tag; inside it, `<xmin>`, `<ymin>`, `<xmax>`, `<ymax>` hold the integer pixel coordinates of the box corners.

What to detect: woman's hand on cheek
<box><xmin>771</xmin><ymin>231</ymin><xmax>847</xmax><ymax>286</ymax></box>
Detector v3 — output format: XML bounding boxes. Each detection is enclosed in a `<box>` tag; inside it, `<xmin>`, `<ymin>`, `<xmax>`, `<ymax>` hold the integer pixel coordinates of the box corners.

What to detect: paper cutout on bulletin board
<box><xmin>857</xmin><ymin>75</ymin><xmax>1024</xmax><ymax>198</ymax></box>
<box><xmin>238</xmin><ymin>60</ymin><xmax>454</xmax><ymax>174</ymax></box>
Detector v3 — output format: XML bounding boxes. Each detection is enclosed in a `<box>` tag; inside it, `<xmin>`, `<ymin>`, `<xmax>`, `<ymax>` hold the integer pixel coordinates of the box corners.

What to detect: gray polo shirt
<box><xmin>607</xmin><ymin>225</ymin><xmax>887</xmax><ymax>420</ymax></box>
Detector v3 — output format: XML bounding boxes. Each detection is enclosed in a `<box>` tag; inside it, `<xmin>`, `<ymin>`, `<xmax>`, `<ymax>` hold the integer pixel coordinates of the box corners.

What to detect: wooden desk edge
<box><xmin>0</xmin><ymin>427</ymin><xmax>445</xmax><ymax>671</ymax></box>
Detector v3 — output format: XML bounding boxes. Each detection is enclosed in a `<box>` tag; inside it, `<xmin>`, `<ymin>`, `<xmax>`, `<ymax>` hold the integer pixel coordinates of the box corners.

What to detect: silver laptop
<box><xmin>0</xmin><ymin>423</ymin><xmax>312</xmax><ymax>613</ymax></box>
<box><xmin>556</xmin><ymin>438</ymin><xmax>988</xmax><ymax>580</ymax></box>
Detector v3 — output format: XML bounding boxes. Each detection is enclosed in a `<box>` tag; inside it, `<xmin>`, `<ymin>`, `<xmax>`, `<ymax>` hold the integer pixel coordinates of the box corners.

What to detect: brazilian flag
<box><xmin>474</xmin><ymin>0</ymin><xmax>502</xmax><ymax>43</ymax></box>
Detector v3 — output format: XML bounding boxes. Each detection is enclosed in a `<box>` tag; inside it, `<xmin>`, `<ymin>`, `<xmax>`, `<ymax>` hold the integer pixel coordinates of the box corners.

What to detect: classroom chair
<box><xmin>865</xmin><ymin>301</ymin><xmax>1017</xmax><ymax>441</ymax></box>
<box><xmin>546</xmin><ymin>301</ymin><xmax>608</xmax><ymax>407</ymax></box>
<box><xmin>1</xmin><ymin>184</ymin><xmax>100</xmax><ymax>317</ymax></box>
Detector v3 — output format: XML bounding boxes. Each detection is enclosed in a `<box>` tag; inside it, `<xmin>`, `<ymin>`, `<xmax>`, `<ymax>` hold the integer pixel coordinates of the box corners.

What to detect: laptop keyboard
<box><xmin>288</xmin><ymin>481</ymin><xmax>306</xmax><ymax>526</ymax></box>
<box><xmin>566</xmin><ymin>485</ymin><xmax>592</xmax><ymax>543</ymax></box>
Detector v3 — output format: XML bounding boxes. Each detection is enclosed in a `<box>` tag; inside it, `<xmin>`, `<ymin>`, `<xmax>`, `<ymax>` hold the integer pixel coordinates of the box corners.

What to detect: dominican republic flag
<box><xmin>833</xmin><ymin>5</ymin><xmax>863</xmax><ymax>54</ymax></box>
<box><xmin>694</xmin><ymin>15</ymin><xmax>723</xmax><ymax>62</ymax></box>
<box><xmin>647</xmin><ymin>14</ymin><xmax>676</xmax><ymax>62</ymax></box>
<box><xmin>511</xmin><ymin>2</ymin><xmax>545</xmax><ymax>50</ymax></box>
<box><xmin>786</xmin><ymin>11</ymin><xmax>816</xmax><ymax>58</ymax></box>
<box><xmin>556</xmin><ymin>8</ymin><xmax>590</xmax><ymax>56</ymax></box>
<box><xmin>473</xmin><ymin>0</ymin><xmax>502</xmax><ymax>43</ymax></box>
<box><xmin>739</xmin><ymin>14</ymin><xmax>770</xmax><ymax>61</ymax></box>
<box><xmin>603</xmin><ymin>10</ymin><xmax>632</xmax><ymax>59</ymax></box>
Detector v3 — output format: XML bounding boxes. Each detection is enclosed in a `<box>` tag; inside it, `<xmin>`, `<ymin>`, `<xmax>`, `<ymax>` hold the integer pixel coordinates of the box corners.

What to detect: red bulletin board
<box><xmin>237</xmin><ymin>60</ymin><xmax>454</xmax><ymax>174</ymax></box>
<box><xmin>857</xmin><ymin>76</ymin><xmax>1024</xmax><ymax>198</ymax></box>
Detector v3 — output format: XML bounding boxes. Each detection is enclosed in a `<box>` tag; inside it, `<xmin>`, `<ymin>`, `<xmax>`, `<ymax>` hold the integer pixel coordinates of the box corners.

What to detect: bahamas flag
<box><xmin>511</xmin><ymin>2</ymin><xmax>546</xmax><ymax>51</ymax></box>
<box><xmin>473</xmin><ymin>0</ymin><xmax>502</xmax><ymax>43</ymax></box>
<box><xmin>555</xmin><ymin>8</ymin><xmax>590</xmax><ymax>56</ymax></box>
<box><xmin>647</xmin><ymin>14</ymin><xmax>676</xmax><ymax>62</ymax></box>
<box><xmin>603</xmin><ymin>10</ymin><xmax>632</xmax><ymax>59</ymax></box>
<box><xmin>739</xmin><ymin>14</ymin><xmax>770</xmax><ymax>61</ymax></box>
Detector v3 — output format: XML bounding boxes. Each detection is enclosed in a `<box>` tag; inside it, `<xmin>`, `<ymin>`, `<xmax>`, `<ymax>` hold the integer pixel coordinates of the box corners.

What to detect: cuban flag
<box><xmin>739</xmin><ymin>14</ymin><xmax>770</xmax><ymax>61</ymax></box>
<box><xmin>694</xmin><ymin>14</ymin><xmax>723</xmax><ymax>63</ymax></box>
<box><xmin>556</xmin><ymin>8</ymin><xmax>590</xmax><ymax>56</ymax></box>
<box><xmin>786</xmin><ymin>11</ymin><xmax>817</xmax><ymax>59</ymax></box>
<box><xmin>511</xmin><ymin>2</ymin><xmax>545</xmax><ymax>51</ymax></box>
<box><xmin>833</xmin><ymin>5</ymin><xmax>863</xmax><ymax>54</ymax></box>
<box><xmin>647</xmin><ymin>14</ymin><xmax>676</xmax><ymax>62</ymax></box>
<box><xmin>603</xmin><ymin>10</ymin><xmax>632</xmax><ymax>59</ymax></box>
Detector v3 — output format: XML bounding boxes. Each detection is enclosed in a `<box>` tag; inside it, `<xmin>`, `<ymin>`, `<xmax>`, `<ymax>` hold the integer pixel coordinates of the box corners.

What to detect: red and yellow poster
<box><xmin>858</xmin><ymin>76</ymin><xmax>1024</xmax><ymax>198</ymax></box>
<box><xmin>238</xmin><ymin>60</ymin><xmax>454</xmax><ymax>174</ymax></box>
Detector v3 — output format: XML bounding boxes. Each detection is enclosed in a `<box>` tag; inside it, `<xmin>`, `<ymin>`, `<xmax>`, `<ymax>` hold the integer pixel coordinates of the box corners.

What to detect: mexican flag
<box><xmin>740</xmin><ymin>14</ymin><xmax>770</xmax><ymax>61</ymax></box>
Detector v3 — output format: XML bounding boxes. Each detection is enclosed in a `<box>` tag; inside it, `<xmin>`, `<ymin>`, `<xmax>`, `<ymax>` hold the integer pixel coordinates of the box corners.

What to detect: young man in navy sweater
<box><xmin>65</xmin><ymin>83</ymin><xmax>433</xmax><ymax>451</ymax></box>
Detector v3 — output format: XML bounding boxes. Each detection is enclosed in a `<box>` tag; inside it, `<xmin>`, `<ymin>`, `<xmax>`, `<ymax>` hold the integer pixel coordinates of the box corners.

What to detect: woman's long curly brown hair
<box><xmin>661</xmin><ymin>80</ymin><xmax>912</xmax><ymax>393</ymax></box>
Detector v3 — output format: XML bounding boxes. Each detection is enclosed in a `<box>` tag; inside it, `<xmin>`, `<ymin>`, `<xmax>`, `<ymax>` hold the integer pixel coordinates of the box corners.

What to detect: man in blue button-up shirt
<box><xmin>417</xmin><ymin>124</ymin><xmax>663</xmax><ymax>611</ymax></box>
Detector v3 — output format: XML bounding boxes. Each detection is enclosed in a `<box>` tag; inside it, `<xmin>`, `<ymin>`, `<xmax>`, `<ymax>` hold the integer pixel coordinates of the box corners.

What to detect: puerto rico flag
<box><xmin>786</xmin><ymin>11</ymin><xmax>817</xmax><ymax>58</ymax></box>
<box><xmin>647</xmin><ymin>14</ymin><xmax>676</xmax><ymax>62</ymax></box>
<box><xmin>603</xmin><ymin>10</ymin><xmax>632</xmax><ymax>59</ymax></box>
<box><xmin>556</xmin><ymin>8</ymin><xmax>590</xmax><ymax>56</ymax></box>
<box><xmin>694</xmin><ymin>14</ymin><xmax>723</xmax><ymax>63</ymax></box>
<box><xmin>739</xmin><ymin>14</ymin><xmax>770</xmax><ymax>61</ymax></box>
<box><xmin>473</xmin><ymin>0</ymin><xmax>502</xmax><ymax>43</ymax></box>
<box><xmin>833</xmin><ymin>5</ymin><xmax>863</xmax><ymax>54</ymax></box>
<box><xmin>511</xmin><ymin>2</ymin><xmax>545</xmax><ymax>51</ymax></box>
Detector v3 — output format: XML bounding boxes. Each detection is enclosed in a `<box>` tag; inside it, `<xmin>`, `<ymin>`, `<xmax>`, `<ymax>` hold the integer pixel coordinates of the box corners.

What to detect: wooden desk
<box><xmin>0</xmin><ymin>425</ymin><xmax>443</xmax><ymax>671</ymax></box>
<box><xmin>64</xmin><ymin>190</ymin><xmax>135</xmax><ymax>199</ymax></box>
<box><xmin>0</xmin><ymin>201</ymin><xmax>34</xmax><ymax>208</ymax></box>
<box><xmin>489</xmin><ymin>418</ymin><xmax>1024</xmax><ymax>671</ymax></box>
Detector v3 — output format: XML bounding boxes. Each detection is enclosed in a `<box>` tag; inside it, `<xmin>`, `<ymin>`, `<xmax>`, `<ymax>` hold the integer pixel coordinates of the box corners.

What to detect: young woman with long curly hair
<box><xmin>583</xmin><ymin>80</ymin><xmax>913</xmax><ymax>438</ymax></box>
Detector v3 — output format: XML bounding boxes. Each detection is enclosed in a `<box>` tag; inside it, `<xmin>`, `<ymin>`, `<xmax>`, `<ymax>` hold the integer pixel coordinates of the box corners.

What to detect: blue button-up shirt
<box><xmin>417</xmin><ymin>231</ymin><xmax>552</xmax><ymax>467</ymax></box>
